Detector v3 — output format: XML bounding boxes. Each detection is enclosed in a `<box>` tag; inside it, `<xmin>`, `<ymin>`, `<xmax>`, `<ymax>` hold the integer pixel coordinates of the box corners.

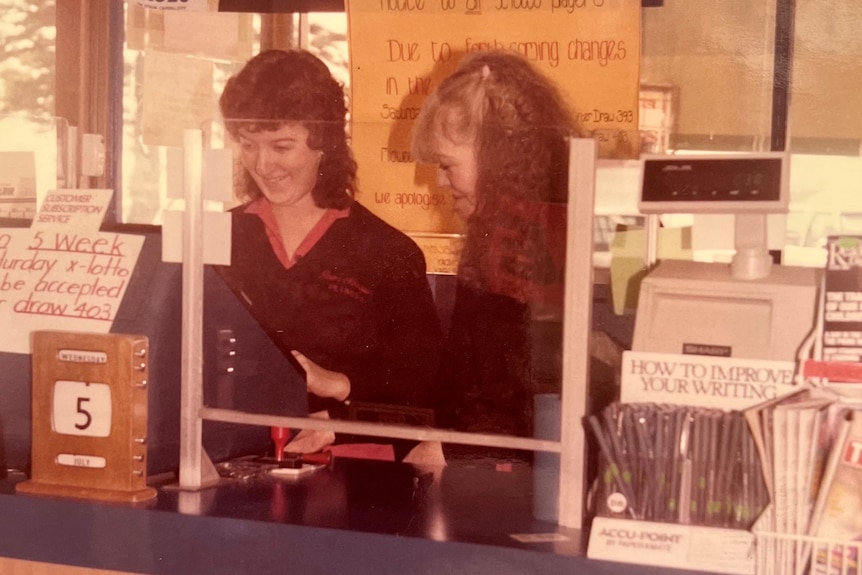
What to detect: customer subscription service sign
<box><xmin>346</xmin><ymin>0</ymin><xmax>641</xmax><ymax>270</ymax></box>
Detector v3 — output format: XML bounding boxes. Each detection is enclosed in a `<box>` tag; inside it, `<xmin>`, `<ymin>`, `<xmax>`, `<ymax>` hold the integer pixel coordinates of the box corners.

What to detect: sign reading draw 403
<box><xmin>0</xmin><ymin>190</ymin><xmax>144</xmax><ymax>354</ymax></box>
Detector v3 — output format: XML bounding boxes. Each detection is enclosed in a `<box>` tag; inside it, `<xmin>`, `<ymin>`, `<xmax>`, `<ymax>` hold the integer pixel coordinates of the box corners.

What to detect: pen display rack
<box><xmin>588</xmin><ymin>402</ymin><xmax>768</xmax><ymax>528</ymax></box>
<box><xmin>585</xmin><ymin>401</ymin><xmax>764</xmax><ymax>574</ymax></box>
<box><xmin>585</xmin><ymin>395</ymin><xmax>862</xmax><ymax>575</ymax></box>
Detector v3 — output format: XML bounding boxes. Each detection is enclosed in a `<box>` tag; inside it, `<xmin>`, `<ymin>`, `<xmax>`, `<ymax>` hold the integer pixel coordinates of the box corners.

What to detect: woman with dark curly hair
<box><xmin>218</xmin><ymin>49</ymin><xmax>443</xmax><ymax>456</ymax></box>
<box><xmin>412</xmin><ymin>50</ymin><xmax>579</xmax><ymax>436</ymax></box>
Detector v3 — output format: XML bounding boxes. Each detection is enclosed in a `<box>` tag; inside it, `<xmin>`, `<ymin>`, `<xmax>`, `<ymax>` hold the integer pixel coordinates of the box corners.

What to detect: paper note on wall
<box><xmin>346</xmin><ymin>0</ymin><xmax>641</xmax><ymax>241</ymax></box>
<box><xmin>163</xmin><ymin>10</ymin><xmax>253</xmax><ymax>61</ymax></box>
<box><xmin>411</xmin><ymin>234</ymin><xmax>463</xmax><ymax>275</ymax></box>
<box><xmin>0</xmin><ymin>151</ymin><xmax>37</xmax><ymax>219</ymax></box>
<box><xmin>0</xmin><ymin>192</ymin><xmax>144</xmax><ymax>354</ymax></box>
<box><xmin>142</xmin><ymin>52</ymin><xmax>215</xmax><ymax>147</ymax></box>
<box><xmin>129</xmin><ymin>2</ymin><xmax>252</xmax><ymax>58</ymax></box>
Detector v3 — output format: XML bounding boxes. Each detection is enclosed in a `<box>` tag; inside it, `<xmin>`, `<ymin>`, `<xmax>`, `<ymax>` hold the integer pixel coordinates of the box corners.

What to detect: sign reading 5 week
<box><xmin>0</xmin><ymin>189</ymin><xmax>144</xmax><ymax>354</ymax></box>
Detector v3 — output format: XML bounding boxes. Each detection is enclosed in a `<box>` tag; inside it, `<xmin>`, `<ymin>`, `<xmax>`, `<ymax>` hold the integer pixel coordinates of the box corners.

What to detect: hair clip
<box><xmin>481</xmin><ymin>65</ymin><xmax>491</xmax><ymax>80</ymax></box>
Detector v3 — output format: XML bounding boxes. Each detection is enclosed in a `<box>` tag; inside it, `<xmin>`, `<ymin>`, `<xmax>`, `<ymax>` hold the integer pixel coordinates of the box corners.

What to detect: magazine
<box><xmin>806</xmin><ymin>409</ymin><xmax>862</xmax><ymax>575</ymax></box>
<box><xmin>821</xmin><ymin>236</ymin><xmax>862</xmax><ymax>366</ymax></box>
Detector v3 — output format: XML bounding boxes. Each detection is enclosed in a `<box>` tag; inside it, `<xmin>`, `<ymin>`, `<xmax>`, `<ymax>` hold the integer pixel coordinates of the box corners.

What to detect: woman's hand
<box><xmin>291</xmin><ymin>350</ymin><xmax>351</xmax><ymax>401</ymax></box>
<box><xmin>284</xmin><ymin>410</ymin><xmax>335</xmax><ymax>454</ymax></box>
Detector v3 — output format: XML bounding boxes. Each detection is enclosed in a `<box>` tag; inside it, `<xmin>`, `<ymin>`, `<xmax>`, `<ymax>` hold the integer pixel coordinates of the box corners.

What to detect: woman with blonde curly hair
<box><xmin>413</xmin><ymin>50</ymin><xmax>580</xmax><ymax>436</ymax></box>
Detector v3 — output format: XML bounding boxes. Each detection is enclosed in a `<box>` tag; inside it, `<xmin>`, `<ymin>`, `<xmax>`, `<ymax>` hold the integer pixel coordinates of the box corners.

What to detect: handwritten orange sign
<box><xmin>347</xmin><ymin>0</ymin><xmax>641</xmax><ymax>244</ymax></box>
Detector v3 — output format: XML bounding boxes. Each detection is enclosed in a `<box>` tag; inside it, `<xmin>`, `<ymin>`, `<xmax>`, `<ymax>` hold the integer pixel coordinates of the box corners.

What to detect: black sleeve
<box><xmin>437</xmin><ymin>284</ymin><xmax>533</xmax><ymax>435</ymax></box>
<box><xmin>338</xmin><ymin>242</ymin><xmax>444</xmax><ymax>410</ymax></box>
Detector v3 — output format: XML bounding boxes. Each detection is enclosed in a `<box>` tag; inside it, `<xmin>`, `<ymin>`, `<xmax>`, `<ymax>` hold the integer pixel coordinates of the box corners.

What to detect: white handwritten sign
<box><xmin>621</xmin><ymin>351</ymin><xmax>800</xmax><ymax>410</ymax></box>
<box><xmin>0</xmin><ymin>192</ymin><xmax>144</xmax><ymax>354</ymax></box>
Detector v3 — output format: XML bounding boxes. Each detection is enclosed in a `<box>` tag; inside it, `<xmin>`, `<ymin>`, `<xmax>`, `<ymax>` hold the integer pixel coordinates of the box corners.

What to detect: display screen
<box><xmin>639</xmin><ymin>154</ymin><xmax>786</xmax><ymax>213</ymax></box>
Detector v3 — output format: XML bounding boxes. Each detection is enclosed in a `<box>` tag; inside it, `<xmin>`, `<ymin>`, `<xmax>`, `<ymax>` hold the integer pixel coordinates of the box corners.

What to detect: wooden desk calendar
<box><xmin>16</xmin><ymin>331</ymin><xmax>157</xmax><ymax>503</ymax></box>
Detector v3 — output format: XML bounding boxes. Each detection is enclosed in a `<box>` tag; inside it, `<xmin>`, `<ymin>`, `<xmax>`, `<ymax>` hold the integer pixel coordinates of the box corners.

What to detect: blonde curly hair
<box><xmin>412</xmin><ymin>50</ymin><xmax>580</xmax><ymax>301</ymax></box>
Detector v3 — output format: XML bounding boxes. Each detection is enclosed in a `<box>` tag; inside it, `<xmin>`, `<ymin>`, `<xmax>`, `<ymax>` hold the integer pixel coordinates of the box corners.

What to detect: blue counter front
<box><xmin>0</xmin><ymin>457</ymin><xmax>713</xmax><ymax>575</ymax></box>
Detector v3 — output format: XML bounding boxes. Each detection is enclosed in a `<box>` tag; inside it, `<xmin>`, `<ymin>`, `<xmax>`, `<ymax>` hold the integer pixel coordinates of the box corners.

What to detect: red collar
<box><xmin>246</xmin><ymin>197</ymin><xmax>350</xmax><ymax>269</ymax></box>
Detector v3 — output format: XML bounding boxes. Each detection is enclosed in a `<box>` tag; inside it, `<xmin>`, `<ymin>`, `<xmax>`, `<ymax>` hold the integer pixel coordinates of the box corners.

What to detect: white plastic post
<box><xmin>557</xmin><ymin>137</ymin><xmax>597</xmax><ymax>529</ymax></box>
<box><xmin>178</xmin><ymin>128</ymin><xmax>206</xmax><ymax>490</ymax></box>
<box><xmin>731</xmin><ymin>213</ymin><xmax>773</xmax><ymax>280</ymax></box>
<box><xmin>645</xmin><ymin>213</ymin><xmax>660</xmax><ymax>268</ymax></box>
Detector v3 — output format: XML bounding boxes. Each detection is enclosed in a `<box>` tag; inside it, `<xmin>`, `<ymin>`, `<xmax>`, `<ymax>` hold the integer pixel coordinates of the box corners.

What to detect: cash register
<box><xmin>632</xmin><ymin>153</ymin><xmax>821</xmax><ymax>361</ymax></box>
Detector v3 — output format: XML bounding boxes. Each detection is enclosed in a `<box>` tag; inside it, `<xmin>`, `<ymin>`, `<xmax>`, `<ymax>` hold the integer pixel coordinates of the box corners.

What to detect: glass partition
<box><xmin>641</xmin><ymin>0</ymin><xmax>778</xmax><ymax>153</ymax></box>
<box><xmin>195</xmin><ymin>118</ymin><xmax>573</xmax><ymax>444</ymax></box>
<box><xmin>153</xmin><ymin>125</ymin><xmax>595</xmax><ymax>529</ymax></box>
<box><xmin>119</xmin><ymin>6</ymin><xmax>351</xmax><ymax>226</ymax></box>
<box><xmin>111</xmin><ymin>1</ymin><xmax>811</xmax><ymax>492</ymax></box>
<box><xmin>0</xmin><ymin>115</ymin><xmax>71</xmax><ymax>219</ymax></box>
<box><xmin>785</xmin><ymin>0</ymin><xmax>862</xmax><ymax>252</ymax></box>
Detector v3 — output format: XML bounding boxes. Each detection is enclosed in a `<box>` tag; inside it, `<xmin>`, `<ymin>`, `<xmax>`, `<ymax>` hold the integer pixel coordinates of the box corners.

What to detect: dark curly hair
<box><xmin>220</xmin><ymin>49</ymin><xmax>356</xmax><ymax>209</ymax></box>
<box><xmin>412</xmin><ymin>50</ymin><xmax>580</xmax><ymax>300</ymax></box>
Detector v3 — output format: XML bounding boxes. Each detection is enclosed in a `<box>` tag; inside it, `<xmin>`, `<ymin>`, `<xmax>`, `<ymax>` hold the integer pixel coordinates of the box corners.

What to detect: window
<box><xmin>0</xmin><ymin>1</ymin><xmax>56</xmax><ymax>119</ymax></box>
<box><xmin>118</xmin><ymin>8</ymin><xmax>350</xmax><ymax>225</ymax></box>
<box><xmin>1</xmin><ymin>1</ymin><xmax>857</xmax><ymax>250</ymax></box>
<box><xmin>0</xmin><ymin>0</ymin><xmax>59</xmax><ymax>218</ymax></box>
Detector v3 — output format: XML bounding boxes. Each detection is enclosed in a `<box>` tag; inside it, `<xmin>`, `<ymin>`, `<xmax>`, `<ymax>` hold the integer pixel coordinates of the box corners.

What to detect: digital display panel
<box><xmin>639</xmin><ymin>153</ymin><xmax>787</xmax><ymax>214</ymax></box>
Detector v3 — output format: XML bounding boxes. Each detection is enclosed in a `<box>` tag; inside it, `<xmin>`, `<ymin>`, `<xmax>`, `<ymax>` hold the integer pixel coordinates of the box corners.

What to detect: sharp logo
<box><xmin>661</xmin><ymin>164</ymin><xmax>693</xmax><ymax>172</ymax></box>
